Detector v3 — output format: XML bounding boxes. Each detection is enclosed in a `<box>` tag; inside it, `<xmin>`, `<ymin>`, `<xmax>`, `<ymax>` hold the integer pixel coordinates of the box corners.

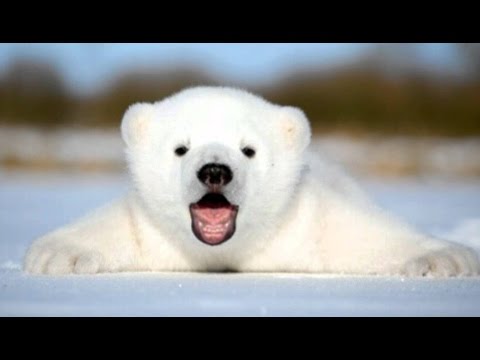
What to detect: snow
<box><xmin>0</xmin><ymin>126</ymin><xmax>123</xmax><ymax>166</ymax></box>
<box><xmin>1</xmin><ymin>170</ymin><xmax>480</xmax><ymax>316</ymax></box>
<box><xmin>2</xmin><ymin>126</ymin><xmax>480</xmax><ymax>178</ymax></box>
<box><xmin>3</xmin><ymin>273</ymin><xmax>480</xmax><ymax>316</ymax></box>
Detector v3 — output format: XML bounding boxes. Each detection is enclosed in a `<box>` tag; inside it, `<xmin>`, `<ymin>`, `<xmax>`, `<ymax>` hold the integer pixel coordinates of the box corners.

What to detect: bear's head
<box><xmin>121</xmin><ymin>87</ymin><xmax>311</xmax><ymax>251</ymax></box>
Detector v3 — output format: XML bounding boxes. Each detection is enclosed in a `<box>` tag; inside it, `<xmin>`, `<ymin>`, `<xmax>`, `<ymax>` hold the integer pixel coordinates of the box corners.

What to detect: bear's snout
<box><xmin>197</xmin><ymin>163</ymin><xmax>233</xmax><ymax>191</ymax></box>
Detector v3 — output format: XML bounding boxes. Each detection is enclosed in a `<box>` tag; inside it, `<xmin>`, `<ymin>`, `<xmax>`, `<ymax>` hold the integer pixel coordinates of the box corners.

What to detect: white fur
<box><xmin>24</xmin><ymin>86</ymin><xmax>480</xmax><ymax>277</ymax></box>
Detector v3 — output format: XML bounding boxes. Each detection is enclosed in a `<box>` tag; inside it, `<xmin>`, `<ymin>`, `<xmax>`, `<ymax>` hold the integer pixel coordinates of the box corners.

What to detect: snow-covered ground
<box><xmin>2</xmin><ymin>126</ymin><xmax>480</xmax><ymax>178</ymax></box>
<box><xmin>1</xmin><ymin>170</ymin><xmax>480</xmax><ymax>316</ymax></box>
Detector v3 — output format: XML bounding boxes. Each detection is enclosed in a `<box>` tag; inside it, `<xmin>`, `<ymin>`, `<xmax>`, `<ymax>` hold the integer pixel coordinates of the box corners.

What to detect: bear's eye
<box><xmin>174</xmin><ymin>146</ymin><xmax>189</xmax><ymax>157</ymax></box>
<box><xmin>242</xmin><ymin>146</ymin><xmax>256</xmax><ymax>158</ymax></box>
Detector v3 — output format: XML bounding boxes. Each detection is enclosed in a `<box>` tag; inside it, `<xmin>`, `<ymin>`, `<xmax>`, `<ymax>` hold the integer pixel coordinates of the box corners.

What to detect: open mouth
<box><xmin>189</xmin><ymin>193</ymin><xmax>239</xmax><ymax>246</ymax></box>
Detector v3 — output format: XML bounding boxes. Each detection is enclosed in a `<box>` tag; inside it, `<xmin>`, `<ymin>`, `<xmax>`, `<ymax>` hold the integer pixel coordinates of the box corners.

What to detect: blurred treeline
<box><xmin>1</xmin><ymin>44</ymin><xmax>479</xmax><ymax>136</ymax></box>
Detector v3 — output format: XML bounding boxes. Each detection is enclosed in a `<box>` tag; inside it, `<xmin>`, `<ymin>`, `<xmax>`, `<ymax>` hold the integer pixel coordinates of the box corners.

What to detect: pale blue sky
<box><xmin>0</xmin><ymin>43</ymin><xmax>462</xmax><ymax>95</ymax></box>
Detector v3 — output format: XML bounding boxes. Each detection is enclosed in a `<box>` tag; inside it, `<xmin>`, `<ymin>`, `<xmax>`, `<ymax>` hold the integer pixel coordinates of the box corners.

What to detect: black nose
<box><xmin>197</xmin><ymin>163</ymin><xmax>233</xmax><ymax>188</ymax></box>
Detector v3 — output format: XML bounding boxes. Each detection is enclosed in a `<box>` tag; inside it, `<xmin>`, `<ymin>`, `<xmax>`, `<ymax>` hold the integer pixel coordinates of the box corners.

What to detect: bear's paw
<box><xmin>401</xmin><ymin>245</ymin><xmax>480</xmax><ymax>277</ymax></box>
<box><xmin>24</xmin><ymin>244</ymin><xmax>104</xmax><ymax>275</ymax></box>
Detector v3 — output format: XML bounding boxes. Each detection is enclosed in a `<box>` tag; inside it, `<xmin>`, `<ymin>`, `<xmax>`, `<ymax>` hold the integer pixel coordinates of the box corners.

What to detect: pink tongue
<box><xmin>191</xmin><ymin>206</ymin><xmax>236</xmax><ymax>245</ymax></box>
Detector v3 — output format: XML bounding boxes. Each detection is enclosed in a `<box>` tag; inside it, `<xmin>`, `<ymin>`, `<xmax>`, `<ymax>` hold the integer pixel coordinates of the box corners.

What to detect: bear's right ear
<box><xmin>120</xmin><ymin>103</ymin><xmax>155</xmax><ymax>147</ymax></box>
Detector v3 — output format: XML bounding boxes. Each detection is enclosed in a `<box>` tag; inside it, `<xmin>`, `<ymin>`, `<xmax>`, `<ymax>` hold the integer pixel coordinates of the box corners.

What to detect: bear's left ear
<box><xmin>121</xmin><ymin>102</ymin><xmax>155</xmax><ymax>147</ymax></box>
<box><xmin>277</xmin><ymin>106</ymin><xmax>312</xmax><ymax>153</ymax></box>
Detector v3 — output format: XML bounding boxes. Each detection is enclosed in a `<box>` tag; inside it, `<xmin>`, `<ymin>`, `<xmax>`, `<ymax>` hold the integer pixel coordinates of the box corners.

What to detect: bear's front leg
<box><xmin>24</xmin><ymin>198</ymin><xmax>138</xmax><ymax>275</ymax></box>
<box><xmin>314</xmin><ymin>190</ymin><xmax>480</xmax><ymax>277</ymax></box>
<box><xmin>320</xmin><ymin>230</ymin><xmax>480</xmax><ymax>277</ymax></box>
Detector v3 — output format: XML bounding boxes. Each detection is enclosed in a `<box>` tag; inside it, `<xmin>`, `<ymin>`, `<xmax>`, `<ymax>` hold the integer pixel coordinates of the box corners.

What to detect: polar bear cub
<box><xmin>24</xmin><ymin>86</ymin><xmax>480</xmax><ymax>277</ymax></box>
